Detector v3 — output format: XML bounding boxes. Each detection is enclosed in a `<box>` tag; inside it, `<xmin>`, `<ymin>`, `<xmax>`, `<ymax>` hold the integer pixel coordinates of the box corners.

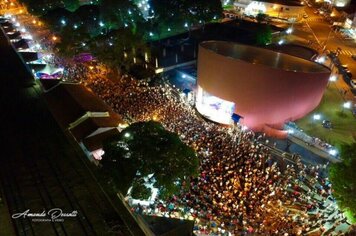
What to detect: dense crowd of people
<box><xmin>81</xmin><ymin>66</ymin><xmax>349</xmax><ymax>235</ymax></box>
<box><xmin>6</xmin><ymin>10</ymin><xmax>352</xmax><ymax>236</ymax></box>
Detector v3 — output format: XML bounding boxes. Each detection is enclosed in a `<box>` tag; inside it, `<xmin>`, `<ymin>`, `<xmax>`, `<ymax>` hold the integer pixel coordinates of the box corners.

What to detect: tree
<box><xmin>88</xmin><ymin>28</ymin><xmax>148</xmax><ymax>76</ymax></box>
<box><xmin>63</xmin><ymin>0</ymin><xmax>80</xmax><ymax>12</ymax></box>
<box><xmin>329</xmin><ymin>143</ymin><xmax>356</xmax><ymax>223</ymax></box>
<box><xmin>256</xmin><ymin>13</ymin><xmax>268</xmax><ymax>24</ymax></box>
<box><xmin>148</xmin><ymin>0</ymin><xmax>222</xmax><ymax>38</ymax></box>
<box><xmin>102</xmin><ymin>121</ymin><xmax>199</xmax><ymax>200</ymax></box>
<box><xmin>255</xmin><ymin>25</ymin><xmax>272</xmax><ymax>46</ymax></box>
<box><xmin>99</xmin><ymin>0</ymin><xmax>143</xmax><ymax>31</ymax></box>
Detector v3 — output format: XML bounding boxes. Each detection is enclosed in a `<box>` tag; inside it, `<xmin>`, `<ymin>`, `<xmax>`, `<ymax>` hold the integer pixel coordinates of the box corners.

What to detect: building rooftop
<box><xmin>255</xmin><ymin>0</ymin><xmax>303</xmax><ymax>6</ymax></box>
<box><xmin>200</xmin><ymin>41</ymin><xmax>330</xmax><ymax>73</ymax></box>
<box><xmin>44</xmin><ymin>82</ymin><xmax>122</xmax><ymax>129</ymax></box>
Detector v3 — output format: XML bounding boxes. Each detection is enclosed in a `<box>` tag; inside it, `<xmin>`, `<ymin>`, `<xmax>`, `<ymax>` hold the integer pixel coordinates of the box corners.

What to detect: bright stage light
<box><xmin>196</xmin><ymin>86</ymin><xmax>235</xmax><ymax>125</ymax></box>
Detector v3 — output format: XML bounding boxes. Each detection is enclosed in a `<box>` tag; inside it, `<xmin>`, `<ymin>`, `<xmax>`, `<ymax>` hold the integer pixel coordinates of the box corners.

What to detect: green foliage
<box><xmin>63</xmin><ymin>0</ymin><xmax>80</xmax><ymax>12</ymax></box>
<box><xmin>329</xmin><ymin>143</ymin><xmax>356</xmax><ymax>223</ymax></box>
<box><xmin>130</xmin><ymin>179</ymin><xmax>152</xmax><ymax>200</ymax></box>
<box><xmin>148</xmin><ymin>0</ymin><xmax>223</xmax><ymax>38</ymax></box>
<box><xmin>256</xmin><ymin>13</ymin><xmax>268</xmax><ymax>24</ymax></box>
<box><xmin>99</xmin><ymin>0</ymin><xmax>143</xmax><ymax>31</ymax></box>
<box><xmin>88</xmin><ymin>28</ymin><xmax>148</xmax><ymax>73</ymax></box>
<box><xmin>102</xmin><ymin>121</ymin><xmax>199</xmax><ymax>200</ymax></box>
<box><xmin>55</xmin><ymin>25</ymin><xmax>90</xmax><ymax>57</ymax></box>
<box><xmin>255</xmin><ymin>25</ymin><xmax>272</xmax><ymax>46</ymax></box>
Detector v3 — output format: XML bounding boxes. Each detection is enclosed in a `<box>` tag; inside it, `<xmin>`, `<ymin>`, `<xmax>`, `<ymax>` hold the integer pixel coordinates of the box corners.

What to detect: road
<box><xmin>291</xmin><ymin>6</ymin><xmax>356</xmax><ymax>99</ymax></box>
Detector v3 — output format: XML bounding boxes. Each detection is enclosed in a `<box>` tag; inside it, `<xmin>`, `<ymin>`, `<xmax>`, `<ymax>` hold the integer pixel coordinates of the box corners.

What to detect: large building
<box><xmin>196</xmin><ymin>41</ymin><xmax>331</xmax><ymax>137</ymax></box>
<box><xmin>234</xmin><ymin>0</ymin><xmax>305</xmax><ymax>19</ymax></box>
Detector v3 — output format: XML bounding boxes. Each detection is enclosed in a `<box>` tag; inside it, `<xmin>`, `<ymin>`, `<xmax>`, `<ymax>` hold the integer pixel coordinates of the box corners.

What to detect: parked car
<box><xmin>346</xmin><ymin>71</ymin><xmax>353</xmax><ymax>79</ymax></box>
<box><xmin>322</xmin><ymin>120</ymin><xmax>332</xmax><ymax>129</ymax></box>
<box><xmin>350</xmin><ymin>80</ymin><xmax>356</xmax><ymax>88</ymax></box>
<box><xmin>303</xmin><ymin>14</ymin><xmax>309</xmax><ymax>18</ymax></box>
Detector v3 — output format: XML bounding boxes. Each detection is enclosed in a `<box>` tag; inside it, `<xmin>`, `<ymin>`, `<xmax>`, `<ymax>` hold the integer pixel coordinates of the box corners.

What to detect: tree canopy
<box><xmin>329</xmin><ymin>143</ymin><xmax>356</xmax><ymax>223</ymax></box>
<box><xmin>148</xmin><ymin>0</ymin><xmax>222</xmax><ymax>37</ymax></box>
<box><xmin>102</xmin><ymin>121</ymin><xmax>199</xmax><ymax>200</ymax></box>
<box><xmin>255</xmin><ymin>24</ymin><xmax>272</xmax><ymax>46</ymax></box>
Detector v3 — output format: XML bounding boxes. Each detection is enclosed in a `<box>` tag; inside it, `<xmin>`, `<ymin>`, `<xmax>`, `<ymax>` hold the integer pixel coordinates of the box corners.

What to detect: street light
<box><xmin>278</xmin><ymin>39</ymin><xmax>284</xmax><ymax>45</ymax></box>
<box><xmin>343</xmin><ymin>101</ymin><xmax>352</xmax><ymax>109</ymax></box>
<box><xmin>124</xmin><ymin>132</ymin><xmax>131</xmax><ymax>138</ymax></box>
<box><xmin>313</xmin><ymin>114</ymin><xmax>321</xmax><ymax>121</ymax></box>
<box><xmin>286</xmin><ymin>28</ymin><xmax>293</xmax><ymax>34</ymax></box>
<box><xmin>315</xmin><ymin>56</ymin><xmax>325</xmax><ymax>64</ymax></box>
<box><xmin>329</xmin><ymin>149</ymin><xmax>338</xmax><ymax>156</ymax></box>
<box><xmin>329</xmin><ymin>75</ymin><xmax>337</xmax><ymax>82</ymax></box>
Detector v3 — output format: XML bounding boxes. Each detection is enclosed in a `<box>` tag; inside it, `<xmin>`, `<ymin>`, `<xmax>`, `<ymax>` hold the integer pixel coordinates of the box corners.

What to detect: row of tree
<box><xmin>329</xmin><ymin>143</ymin><xmax>356</xmax><ymax>223</ymax></box>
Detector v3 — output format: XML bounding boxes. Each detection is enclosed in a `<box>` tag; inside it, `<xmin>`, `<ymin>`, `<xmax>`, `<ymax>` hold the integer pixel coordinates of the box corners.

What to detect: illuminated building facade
<box><xmin>196</xmin><ymin>41</ymin><xmax>331</xmax><ymax>137</ymax></box>
<box><xmin>234</xmin><ymin>0</ymin><xmax>305</xmax><ymax>19</ymax></box>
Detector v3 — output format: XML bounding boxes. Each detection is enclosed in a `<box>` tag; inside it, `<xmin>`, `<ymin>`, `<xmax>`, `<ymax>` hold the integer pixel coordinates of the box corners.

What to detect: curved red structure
<box><xmin>196</xmin><ymin>41</ymin><xmax>330</xmax><ymax>137</ymax></box>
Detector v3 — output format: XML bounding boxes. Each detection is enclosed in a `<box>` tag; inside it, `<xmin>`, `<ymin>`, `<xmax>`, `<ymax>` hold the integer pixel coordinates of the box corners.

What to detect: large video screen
<box><xmin>196</xmin><ymin>86</ymin><xmax>235</xmax><ymax>125</ymax></box>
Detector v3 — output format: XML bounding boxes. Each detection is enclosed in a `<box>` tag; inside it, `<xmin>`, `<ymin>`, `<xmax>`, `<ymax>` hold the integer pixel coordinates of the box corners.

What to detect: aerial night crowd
<box><xmin>6</xmin><ymin>9</ymin><xmax>352</xmax><ymax>236</ymax></box>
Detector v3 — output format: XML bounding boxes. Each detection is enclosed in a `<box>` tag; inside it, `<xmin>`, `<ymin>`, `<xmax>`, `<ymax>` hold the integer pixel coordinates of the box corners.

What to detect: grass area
<box><xmin>223</xmin><ymin>5</ymin><xmax>235</xmax><ymax>10</ymax></box>
<box><xmin>296</xmin><ymin>82</ymin><xmax>356</xmax><ymax>148</ymax></box>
